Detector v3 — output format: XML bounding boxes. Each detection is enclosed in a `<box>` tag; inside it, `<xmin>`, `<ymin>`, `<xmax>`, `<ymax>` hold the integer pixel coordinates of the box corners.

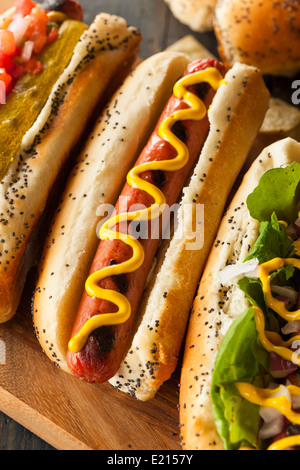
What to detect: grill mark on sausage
<box><xmin>93</xmin><ymin>326</ymin><xmax>115</xmax><ymax>354</ymax></box>
<box><xmin>109</xmin><ymin>258</ymin><xmax>128</xmax><ymax>294</ymax></box>
<box><xmin>171</xmin><ymin>120</ymin><xmax>188</xmax><ymax>142</ymax></box>
<box><xmin>151</xmin><ymin>169</ymin><xmax>166</xmax><ymax>188</ymax></box>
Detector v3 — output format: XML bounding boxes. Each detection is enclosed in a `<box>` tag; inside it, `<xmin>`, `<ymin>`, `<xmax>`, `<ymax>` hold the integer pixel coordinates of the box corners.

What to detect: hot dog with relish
<box><xmin>0</xmin><ymin>0</ymin><xmax>141</xmax><ymax>322</ymax></box>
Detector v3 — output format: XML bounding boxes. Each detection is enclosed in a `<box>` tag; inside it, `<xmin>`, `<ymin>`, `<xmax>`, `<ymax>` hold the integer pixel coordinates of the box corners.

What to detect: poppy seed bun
<box><xmin>214</xmin><ymin>0</ymin><xmax>300</xmax><ymax>76</ymax></box>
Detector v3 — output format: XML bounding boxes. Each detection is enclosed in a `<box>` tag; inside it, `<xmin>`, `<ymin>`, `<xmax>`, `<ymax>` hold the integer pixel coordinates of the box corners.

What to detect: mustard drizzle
<box><xmin>68</xmin><ymin>67</ymin><xmax>224</xmax><ymax>354</ymax></box>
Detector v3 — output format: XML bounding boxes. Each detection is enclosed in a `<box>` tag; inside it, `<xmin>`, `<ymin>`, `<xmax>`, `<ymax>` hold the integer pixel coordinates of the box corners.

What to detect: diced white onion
<box><xmin>259</xmin><ymin>386</ymin><xmax>292</xmax><ymax>439</ymax></box>
<box><xmin>8</xmin><ymin>17</ymin><xmax>30</xmax><ymax>46</ymax></box>
<box><xmin>21</xmin><ymin>41</ymin><xmax>34</xmax><ymax>63</ymax></box>
<box><xmin>269</xmin><ymin>352</ymin><xmax>298</xmax><ymax>378</ymax></box>
<box><xmin>271</xmin><ymin>285</ymin><xmax>298</xmax><ymax>306</ymax></box>
<box><xmin>259</xmin><ymin>385</ymin><xmax>291</xmax><ymax>424</ymax></box>
<box><xmin>285</xmin><ymin>379</ymin><xmax>300</xmax><ymax>410</ymax></box>
<box><xmin>292</xmin><ymin>394</ymin><xmax>300</xmax><ymax>410</ymax></box>
<box><xmin>259</xmin><ymin>405</ymin><xmax>282</xmax><ymax>424</ymax></box>
<box><xmin>282</xmin><ymin>321</ymin><xmax>300</xmax><ymax>335</ymax></box>
<box><xmin>259</xmin><ymin>414</ymin><xmax>285</xmax><ymax>440</ymax></box>
<box><xmin>216</xmin><ymin>258</ymin><xmax>260</xmax><ymax>286</ymax></box>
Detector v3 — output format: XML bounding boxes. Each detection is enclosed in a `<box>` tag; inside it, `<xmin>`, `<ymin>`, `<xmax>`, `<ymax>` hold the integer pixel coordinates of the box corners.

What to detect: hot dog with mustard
<box><xmin>34</xmin><ymin>54</ymin><xmax>270</xmax><ymax>399</ymax></box>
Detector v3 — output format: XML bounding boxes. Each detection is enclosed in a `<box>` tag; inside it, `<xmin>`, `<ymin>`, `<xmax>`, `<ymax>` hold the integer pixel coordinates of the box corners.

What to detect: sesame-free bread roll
<box><xmin>179</xmin><ymin>137</ymin><xmax>300</xmax><ymax>450</ymax></box>
<box><xmin>0</xmin><ymin>12</ymin><xmax>141</xmax><ymax>323</ymax></box>
<box><xmin>214</xmin><ymin>0</ymin><xmax>300</xmax><ymax>76</ymax></box>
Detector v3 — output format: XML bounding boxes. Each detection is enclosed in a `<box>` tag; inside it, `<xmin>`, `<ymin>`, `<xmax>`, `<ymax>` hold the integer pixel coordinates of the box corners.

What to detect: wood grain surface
<box><xmin>0</xmin><ymin>0</ymin><xmax>299</xmax><ymax>452</ymax></box>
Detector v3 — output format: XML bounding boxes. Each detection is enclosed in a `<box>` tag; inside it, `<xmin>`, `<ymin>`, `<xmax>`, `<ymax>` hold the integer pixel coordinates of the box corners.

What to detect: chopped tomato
<box><xmin>24</xmin><ymin>59</ymin><xmax>43</xmax><ymax>74</ymax></box>
<box><xmin>10</xmin><ymin>63</ymin><xmax>25</xmax><ymax>79</ymax></box>
<box><xmin>0</xmin><ymin>68</ymin><xmax>12</xmax><ymax>90</ymax></box>
<box><xmin>25</xmin><ymin>7</ymin><xmax>48</xmax><ymax>55</ymax></box>
<box><xmin>10</xmin><ymin>47</ymin><xmax>21</xmax><ymax>58</ymax></box>
<box><xmin>0</xmin><ymin>0</ymin><xmax>60</xmax><ymax>96</ymax></box>
<box><xmin>14</xmin><ymin>0</ymin><xmax>35</xmax><ymax>18</ymax></box>
<box><xmin>0</xmin><ymin>53</ymin><xmax>15</xmax><ymax>73</ymax></box>
<box><xmin>47</xmin><ymin>27</ymin><xmax>58</xmax><ymax>44</ymax></box>
<box><xmin>0</xmin><ymin>30</ymin><xmax>17</xmax><ymax>56</ymax></box>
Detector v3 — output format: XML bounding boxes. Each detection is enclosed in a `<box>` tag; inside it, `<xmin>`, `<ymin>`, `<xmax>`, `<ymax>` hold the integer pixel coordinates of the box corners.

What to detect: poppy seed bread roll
<box><xmin>214</xmin><ymin>0</ymin><xmax>300</xmax><ymax>76</ymax></box>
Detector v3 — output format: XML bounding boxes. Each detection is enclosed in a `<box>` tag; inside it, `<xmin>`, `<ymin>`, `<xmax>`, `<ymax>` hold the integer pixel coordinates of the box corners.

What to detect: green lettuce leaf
<box><xmin>238</xmin><ymin>276</ymin><xmax>285</xmax><ymax>333</ymax></box>
<box><xmin>211</xmin><ymin>308</ymin><xmax>270</xmax><ymax>450</ymax></box>
<box><xmin>246</xmin><ymin>162</ymin><xmax>300</xmax><ymax>224</ymax></box>
<box><xmin>244</xmin><ymin>212</ymin><xmax>295</xmax><ymax>265</ymax></box>
<box><xmin>237</xmin><ymin>277</ymin><xmax>267</xmax><ymax>314</ymax></box>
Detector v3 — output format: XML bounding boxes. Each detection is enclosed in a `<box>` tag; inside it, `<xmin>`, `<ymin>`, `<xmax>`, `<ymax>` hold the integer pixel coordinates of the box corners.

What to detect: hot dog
<box><xmin>33</xmin><ymin>54</ymin><xmax>270</xmax><ymax>398</ymax></box>
<box><xmin>0</xmin><ymin>0</ymin><xmax>141</xmax><ymax>322</ymax></box>
<box><xmin>66</xmin><ymin>59</ymin><xmax>227</xmax><ymax>383</ymax></box>
<box><xmin>180</xmin><ymin>137</ymin><xmax>300</xmax><ymax>450</ymax></box>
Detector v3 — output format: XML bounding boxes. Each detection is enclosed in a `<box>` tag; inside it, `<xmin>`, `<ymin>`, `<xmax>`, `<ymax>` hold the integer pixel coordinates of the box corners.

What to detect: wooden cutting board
<box><xmin>0</xmin><ymin>269</ymin><xmax>182</xmax><ymax>450</ymax></box>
